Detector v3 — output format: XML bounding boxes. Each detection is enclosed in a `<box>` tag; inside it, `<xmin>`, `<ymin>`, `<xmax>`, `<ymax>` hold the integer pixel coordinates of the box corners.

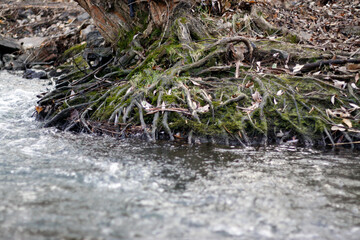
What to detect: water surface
<box><xmin>0</xmin><ymin>71</ymin><xmax>359</xmax><ymax>239</ymax></box>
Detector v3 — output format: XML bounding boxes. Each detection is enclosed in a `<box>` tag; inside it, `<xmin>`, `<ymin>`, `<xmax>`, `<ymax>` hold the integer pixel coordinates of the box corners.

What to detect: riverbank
<box><xmin>0</xmin><ymin>0</ymin><xmax>103</xmax><ymax>76</ymax></box>
<box><xmin>1</xmin><ymin>0</ymin><xmax>360</xmax><ymax>149</ymax></box>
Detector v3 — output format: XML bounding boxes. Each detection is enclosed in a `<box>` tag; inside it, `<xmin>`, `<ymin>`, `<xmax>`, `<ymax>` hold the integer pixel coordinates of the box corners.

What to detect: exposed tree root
<box><xmin>35</xmin><ymin>2</ymin><xmax>360</xmax><ymax>149</ymax></box>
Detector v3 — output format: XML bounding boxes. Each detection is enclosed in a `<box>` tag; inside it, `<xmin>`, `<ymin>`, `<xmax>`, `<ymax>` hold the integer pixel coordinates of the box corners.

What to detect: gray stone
<box><xmin>2</xmin><ymin>54</ymin><xmax>25</xmax><ymax>70</ymax></box>
<box><xmin>80</xmin><ymin>25</ymin><xmax>105</xmax><ymax>47</ymax></box>
<box><xmin>18</xmin><ymin>37</ymin><xmax>47</xmax><ymax>50</ymax></box>
<box><xmin>77</xmin><ymin>12</ymin><xmax>90</xmax><ymax>22</ymax></box>
<box><xmin>270</xmin><ymin>49</ymin><xmax>289</xmax><ymax>60</ymax></box>
<box><xmin>85</xmin><ymin>29</ymin><xmax>105</xmax><ymax>48</ymax></box>
<box><xmin>0</xmin><ymin>36</ymin><xmax>21</xmax><ymax>54</ymax></box>
<box><xmin>17</xmin><ymin>53</ymin><xmax>30</xmax><ymax>63</ymax></box>
<box><xmin>2</xmin><ymin>54</ymin><xmax>15</xmax><ymax>64</ymax></box>
<box><xmin>83</xmin><ymin>47</ymin><xmax>112</xmax><ymax>68</ymax></box>
<box><xmin>80</xmin><ymin>25</ymin><xmax>96</xmax><ymax>41</ymax></box>
<box><xmin>23</xmin><ymin>69</ymin><xmax>47</xmax><ymax>79</ymax></box>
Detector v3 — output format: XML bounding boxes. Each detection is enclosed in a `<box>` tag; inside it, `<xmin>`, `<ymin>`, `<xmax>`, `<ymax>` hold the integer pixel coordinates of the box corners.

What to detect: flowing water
<box><xmin>0</xmin><ymin>71</ymin><xmax>359</xmax><ymax>239</ymax></box>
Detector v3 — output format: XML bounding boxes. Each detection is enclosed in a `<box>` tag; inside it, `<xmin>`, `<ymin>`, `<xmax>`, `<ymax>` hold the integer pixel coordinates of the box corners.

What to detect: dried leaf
<box><xmin>196</xmin><ymin>104</ymin><xmax>210</xmax><ymax>113</ymax></box>
<box><xmin>338</xmin><ymin>66</ymin><xmax>348</xmax><ymax>73</ymax></box>
<box><xmin>331</xmin><ymin>95</ymin><xmax>335</xmax><ymax>105</ymax></box>
<box><xmin>190</xmin><ymin>79</ymin><xmax>201</xmax><ymax>86</ymax></box>
<box><xmin>293</xmin><ymin>64</ymin><xmax>304</xmax><ymax>73</ymax></box>
<box><xmin>35</xmin><ymin>106</ymin><xmax>43</xmax><ymax>113</ymax></box>
<box><xmin>256</xmin><ymin>61</ymin><xmax>261</xmax><ymax>72</ymax></box>
<box><xmin>276</xmin><ymin>130</ymin><xmax>284</xmax><ymax>137</ymax></box>
<box><xmin>333</xmin><ymin>80</ymin><xmax>346</xmax><ymax>89</ymax></box>
<box><xmin>349</xmin><ymin>103</ymin><xmax>360</xmax><ymax>109</ymax></box>
<box><xmin>152</xmin><ymin>65</ymin><xmax>164</xmax><ymax>71</ymax></box>
<box><xmin>70</xmin><ymin>90</ymin><xmax>76</xmax><ymax>99</ymax></box>
<box><xmin>347</xmin><ymin>63</ymin><xmax>360</xmax><ymax>71</ymax></box>
<box><xmin>342</xmin><ymin>118</ymin><xmax>352</xmax><ymax>128</ymax></box>
<box><xmin>238</xmin><ymin>102</ymin><xmax>259</xmax><ymax>113</ymax></box>
<box><xmin>331</xmin><ymin>125</ymin><xmax>346</xmax><ymax>132</ymax></box>
<box><xmin>252</xmin><ymin>91</ymin><xmax>262</xmax><ymax>102</ymax></box>
<box><xmin>326</xmin><ymin>109</ymin><xmax>347</xmax><ymax>118</ymax></box>
<box><xmin>245</xmin><ymin>81</ymin><xmax>254</xmax><ymax>88</ymax></box>
<box><xmin>351</xmin><ymin>83</ymin><xmax>359</xmax><ymax>89</ymax></box>
<box><xmin>355</xmin><ymin>73</ymin><xmax>359</xmax><ymax>83</ymax></box>
<box><xmin>174</xmin><ymin>132</ymin><xmax>183</xmax><ymax>139</ymax></box>
<box><xmin>141</xmin><ymin>100</ymin><xmax>153</xmax><ymax>110</ymax></box>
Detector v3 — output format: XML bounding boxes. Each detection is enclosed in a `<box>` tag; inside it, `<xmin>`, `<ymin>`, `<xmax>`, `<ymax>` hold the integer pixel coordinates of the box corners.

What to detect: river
<box><xmin>0</xmin><ymin>71</ymin><xmax>359</xmax><ymax>239</ymax></box>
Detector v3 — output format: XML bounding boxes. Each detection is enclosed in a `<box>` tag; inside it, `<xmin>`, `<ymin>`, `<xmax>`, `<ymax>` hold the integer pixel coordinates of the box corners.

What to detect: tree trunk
<box><xmin>75</xmin><ymin>0</ymin><xmax>181</xmax><ymax>44</ymax></box>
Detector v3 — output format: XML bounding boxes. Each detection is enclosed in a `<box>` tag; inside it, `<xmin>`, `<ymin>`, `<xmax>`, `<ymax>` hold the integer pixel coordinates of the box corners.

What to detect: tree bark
<box><xmin>75</xmin><ymin>0</ymin><xmax>181</xmax><ymax>44</ymax></box>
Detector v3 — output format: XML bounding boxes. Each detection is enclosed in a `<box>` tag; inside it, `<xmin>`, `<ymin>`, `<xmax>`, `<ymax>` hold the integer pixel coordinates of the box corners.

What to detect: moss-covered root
<box><xmin>37</xmin><ymin>5</ymin><xmax>360</xmax><ymax>148</ymax></box>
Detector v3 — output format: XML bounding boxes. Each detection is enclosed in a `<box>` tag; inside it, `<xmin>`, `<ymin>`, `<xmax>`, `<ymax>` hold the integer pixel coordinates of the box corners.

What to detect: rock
<box><xmin>83</xmin><ymin>47</ymin><xmax>112</xmax><ymax>68</ymax></box>
<box><xmin>0</xmin><ymin>59</ymin><xmax>3</xmax><ymax>69</ymax></box>
<box><xmin>77</xmin><ymin>12</ymin><xmax>90</xmax><ymax>22</ymax></box>
<box><xmin>86</xmin><ymin>30</ymin><xmax>105</xmax><ymax>48</ymax></box>
<box><xmin>49</xmin><ymin>68</ymin><xmax>65</xmax><ymax>78</ymax></box>
<box><xmin>80</xmin><ymin>25</ymin><xmax>105</xmax><ymax>47</ymax></box>
<box><xmin>32</xmin><ymin>65</ymin><xmax>46</xmax><ymax>70</ymax></box>
<box><xmin>2</xmin><ymin>54</ymin><xmax>15</xmax><ymax>63</ymax></box>
<box><xmin>19</xmin><ymin>37</ymin><xmax>47</xmax><ymax>50</ymax></box>
<box><xmin>3</xmin><ymin>54</ymin><xmax>15</xmax><ymax>70</ymax></box>
<box><xmin>2</xmin><ymin>53</ymin><xmax>26</xmax><ymax>71</ymax></box>
<box><xmin>11</xmin><ymin>60</ymin><xmax>26</xmax><ymax>71</ymax></box>
<box><xmin>23</xmin><ymin>69</ymin><xmax>48</xmax><ymax>79</ymax></box>
<box><xmin>0</xmin><ymin>36</ymin><xmax>21</xmax><ymax>54</ymax></box>
<box><xmin>80</xmin><ymin>24</ymin><xmax>96</xmax><ymax>41</ymax></box>
<box><xmin>270</xmin><ymin>49</ymin><xmax>289</xmax><ymax>60</ymax></box>
<box><xmin>17</xmin><ymin>53</ymin><xmax>30</xmax><ymax>63</ymax></box>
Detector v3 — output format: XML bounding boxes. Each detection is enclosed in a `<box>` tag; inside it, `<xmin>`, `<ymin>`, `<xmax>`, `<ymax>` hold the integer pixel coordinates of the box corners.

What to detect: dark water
<box><xmin>0</xmin><ymin>71</ymin><xmax>359</xmax><ymax>239</ymax></box>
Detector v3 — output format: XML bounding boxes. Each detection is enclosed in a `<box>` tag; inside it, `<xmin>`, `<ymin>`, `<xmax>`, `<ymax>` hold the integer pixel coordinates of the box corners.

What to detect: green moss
<box><xmin>189</xmin><ymin>121</ymin><xmax>223</xmax><ymax>136</ymax></box>
<box><xmin>180</xmin><ymin>17</ymin><xmax>187</xmax><ymax>24</ymax></box>
<box><xmin>285</xmin><ymin>34</ymin><xmax>300</xmax><ymax>44</ymax></box>
<box><xmin>117</xmin><ymin>30</ymin><xmax>136</xmax><ymax>50</ymax></box>
<box><xmin>255</xmin><ymin>40</ymin><xmax>331</xmax><ymax>62</ymax></box>
<box><xmin>73</xmin><ymin>55</ymin><xmax>88</xmax><ymax>68</ymax></box>
<box><xmin>162</xmin><ymin>94</ymin><xmax>177</xmax><ymax>103</ymax></box>
<box><xmin>62</xmin><ymin>42</ymin><xmax>87</xmax><ymax>59</ymax></box>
